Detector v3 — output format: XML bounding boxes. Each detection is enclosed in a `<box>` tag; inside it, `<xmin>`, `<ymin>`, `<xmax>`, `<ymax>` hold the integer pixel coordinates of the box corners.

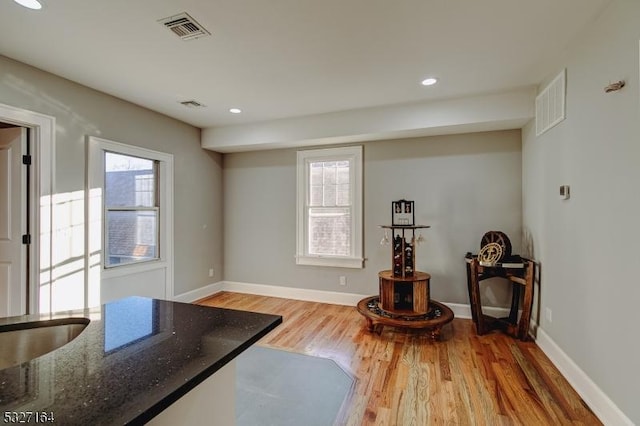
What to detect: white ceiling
<box><xmin>0</xmin><ymin>0</ymin><xmax>610</xmax><ymax>135</ymax></box>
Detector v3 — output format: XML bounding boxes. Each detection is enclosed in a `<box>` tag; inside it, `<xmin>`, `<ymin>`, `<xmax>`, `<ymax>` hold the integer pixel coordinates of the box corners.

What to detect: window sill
<box><xmin>102</xmin><ymin>259</ymin><xmax>167</xmax><ymax>279</ymax></box>
<box><xmin>296</xmin><ymin>255</ymin><xmax>364</xmax><ymax>269</ymax></box>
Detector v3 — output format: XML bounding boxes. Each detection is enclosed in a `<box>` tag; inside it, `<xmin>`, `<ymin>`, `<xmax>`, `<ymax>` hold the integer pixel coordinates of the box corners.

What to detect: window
<box><xmin>104</xmin><ymin>151</ymin><xmax>159</xmax><ymax>267</ymax></box>
<box><xmin>87</xmin><ymin>136</ymin><xmax>174</xmax><ymax>303</ymax></box>
<box><xmin>296</xmin><ymin>146</ymin><xmax>363</xmax><ymax>268</ymax></box>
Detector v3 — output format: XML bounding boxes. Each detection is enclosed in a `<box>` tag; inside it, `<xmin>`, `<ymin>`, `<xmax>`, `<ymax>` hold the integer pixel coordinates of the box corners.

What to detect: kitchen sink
<box><xmin>0</xmin><ymin>318</ymin><xmax>89</xmax><ymax>370</ymax></box>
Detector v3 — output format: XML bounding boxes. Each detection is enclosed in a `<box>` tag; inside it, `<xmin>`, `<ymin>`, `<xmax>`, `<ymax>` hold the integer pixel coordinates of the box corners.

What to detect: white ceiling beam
<box><xmin>202</xmin><ymin>87</ymin><xmax>536</xmax><ymax>153</ymax></box>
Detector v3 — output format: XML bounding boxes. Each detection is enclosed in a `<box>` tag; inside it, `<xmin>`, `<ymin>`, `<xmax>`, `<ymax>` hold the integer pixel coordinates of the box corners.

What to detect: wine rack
<box><xmin>380</xmin><ymin>225</ymin><xmax>430</xmax><ymax>314</ymax></box>
<box><xmin>357</xmin><ymin>224</ymin><xmax>454</xmax><ymax>338</ymax></box>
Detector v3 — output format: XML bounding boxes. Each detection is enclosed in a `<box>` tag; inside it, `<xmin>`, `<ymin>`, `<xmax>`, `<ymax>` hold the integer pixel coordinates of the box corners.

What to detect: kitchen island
<box><xmin>0</xmin><ymin>297</ymin><xmax>282</xmax><ymax>425</ymax></box>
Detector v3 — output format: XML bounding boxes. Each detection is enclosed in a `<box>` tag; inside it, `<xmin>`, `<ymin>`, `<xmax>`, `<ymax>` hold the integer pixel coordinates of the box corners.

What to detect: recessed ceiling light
<box><xmin>229</xmin><ymin>108</ymin><xmax>242</xmax><ymax>114</ymax></box>
<box><xmin>421</xmin><ymin>77</ymin><xmax>438</xmax><ymax>86</ymax></box>
<box><xmin>13</xmin><ymin>0</ymin><xmax>42</xmax><ymax>10</ymax></box>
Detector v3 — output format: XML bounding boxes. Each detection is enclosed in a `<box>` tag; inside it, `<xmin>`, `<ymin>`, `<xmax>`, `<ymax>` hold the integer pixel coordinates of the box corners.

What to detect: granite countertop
<box><xmin>0</xmin><ymin>297</ymin><xmax>282</xmax><ymax>425</ymax></box>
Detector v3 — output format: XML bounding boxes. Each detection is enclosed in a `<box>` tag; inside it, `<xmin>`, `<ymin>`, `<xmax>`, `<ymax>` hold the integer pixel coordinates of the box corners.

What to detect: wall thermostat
<box><xmin>559</xmin><ymin>185</ymin><xmax>570</xmax><ymax>200</ymax></box>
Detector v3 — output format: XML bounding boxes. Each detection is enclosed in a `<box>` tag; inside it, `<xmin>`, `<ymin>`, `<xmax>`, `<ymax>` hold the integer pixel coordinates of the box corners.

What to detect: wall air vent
<box><xmin>159</xmin><ymin>12</ymin><xmax>210</xmax><ymax>41</ymax></box>
<box><xmin>179</xmin><ymin>100</ymin><xmax>206</xmax><ymax>108</ymax></box>
<box><xmin>536</xmin><ymin>69</ymin><xmax>566</xmax><ymax>136</ymax></box>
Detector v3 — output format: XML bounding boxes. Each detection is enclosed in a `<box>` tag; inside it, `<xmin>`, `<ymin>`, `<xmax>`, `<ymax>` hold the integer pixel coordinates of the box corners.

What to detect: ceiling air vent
<box><xmin>536</xmin><ymin>69</ymin><xmax>566</xmax><ymax>136</ymax></box>
<box><xmin>179</xmin><ymin>100</ymin><xmax>206</xmax><ymax>108</ymax></box>
<box><xmin>159</xmin><ymin>12</ymin><xmax>210</xmax><ymax>41</ymax></box>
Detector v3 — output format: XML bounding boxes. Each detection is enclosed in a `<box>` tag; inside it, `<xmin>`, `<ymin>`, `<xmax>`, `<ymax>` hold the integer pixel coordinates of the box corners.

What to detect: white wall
<box><xmin>522</xmin><ymin>1</ymin><xmax>640</xmax><ymax>423</ymax></box>
<box><xmin>223</xmin><ymin>130</ymin><xmax>522</xmax><ymax>306</ymax></box>
<box><xmin>0</xmin><ymin>55</ymin><xmax>224</xmax><ymax>300</ymax></box>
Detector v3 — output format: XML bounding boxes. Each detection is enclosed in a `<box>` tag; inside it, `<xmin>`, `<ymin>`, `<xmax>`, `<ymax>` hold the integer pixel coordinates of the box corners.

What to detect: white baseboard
<box><xmin>536</xmin><ymin>328</ymin><xmax>633</xmax><ymax>426</ymax></box>
<box><xmin>445</xmin><ymin>303</ymin><xmax>510</xmax><ymax>320</ymax></box>
<box><xmin>173</xmin><ymin>280</ymin><xmax>367</xmax><ymax>306</ymax></box>
<box><xmin>221</xmin><ymin>281</ymin><xmax>368</xmax><ymax>306</ymax></box>
<box><xmin>445</xmin><ymin>302</ymin><xmax>472</xmax><ymax>319</ymax></box>
<box><xmin>173</xmin><ymin>281</ymin><xmax>225</xmax><ymax>303</ymax></box>
<box><xmin>175</xmin><ymin>281</ymin><xmax>514</xmax><ymax>317</ymax></box>
<box><xmin>221</xmin><ymin>282</ymin><xmax>517</xmax><ymax>312</ymax></box>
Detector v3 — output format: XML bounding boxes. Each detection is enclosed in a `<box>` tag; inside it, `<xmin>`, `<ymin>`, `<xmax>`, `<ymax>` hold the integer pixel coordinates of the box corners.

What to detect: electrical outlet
<box><xmin>339</xmin><ymin>276</ymin><xmax>346</xmax><ymax>286</ymax></box>
<box><xmin>545</xmin><ymin>307</ymin><xmax>552</xmax><ymax>323</ymax></box>
<box><xmin>209</xmin><ymin>268</ymin><xmax>215</xmax><ymax>278</ymax></box>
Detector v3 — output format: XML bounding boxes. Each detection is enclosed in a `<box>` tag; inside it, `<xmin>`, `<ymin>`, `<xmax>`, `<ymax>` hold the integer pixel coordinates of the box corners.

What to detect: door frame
<box><xmin>0</xmin><ymin>102</ymin><xmax>55</xmax><ymax>314</ymax></box>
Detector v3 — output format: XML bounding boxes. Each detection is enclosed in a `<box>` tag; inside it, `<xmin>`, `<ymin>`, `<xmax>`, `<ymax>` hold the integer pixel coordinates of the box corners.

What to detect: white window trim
<box><xmin>87</xmin><ymin>136</ymin><xmax>174</xmax><ymax>296</ymax></box>
<box><xmin>296</xmin><ymin>146</ymin><xmax>363</xmax><ymax>269</ymax></box>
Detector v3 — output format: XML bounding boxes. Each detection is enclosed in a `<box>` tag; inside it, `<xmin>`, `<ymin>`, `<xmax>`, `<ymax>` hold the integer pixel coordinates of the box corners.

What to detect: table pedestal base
<box><xmin>356</xmin><ymin>296</ymin><xmax>454</xmax><ymax>340</ymax></box>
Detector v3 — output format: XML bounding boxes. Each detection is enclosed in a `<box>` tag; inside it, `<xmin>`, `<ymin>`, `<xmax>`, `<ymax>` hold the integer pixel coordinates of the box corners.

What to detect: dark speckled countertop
<box><xmin>0</xmin><ymin>297</ymin><xmax>282</xmax><ymax>425</ymax></box>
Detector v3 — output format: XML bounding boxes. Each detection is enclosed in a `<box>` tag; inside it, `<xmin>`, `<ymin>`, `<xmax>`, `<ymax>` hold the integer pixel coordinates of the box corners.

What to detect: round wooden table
<box><xmin>356</xmin><ymin>296</ymin><xmax>454</xmax><ymax>340</ymax></box>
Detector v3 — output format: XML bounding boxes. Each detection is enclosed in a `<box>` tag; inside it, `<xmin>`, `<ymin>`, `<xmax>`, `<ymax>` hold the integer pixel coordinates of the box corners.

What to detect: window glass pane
<box><xmin>323</xmin><ymin>184</ymin><xmax>336</xmax><ymax>206</ymax></box>
<box><xmin>310</xmin><ymin>162</ymin><xmax>323</xmax><ymax>186</ymax></box>
<box><xmin>323</xmin><ymin>162</ymin><xmax>337</xmax><ymax>185</ymax></box>
<box><xmin>308</xmin><ymin>160</ymin><xmax>351</xmax><ymax>208</ymax></box>
<box><xmin>105</xmin><ymin>152</ymin><xmax>155</xmax><ymax>207</ymax></box>
<box><xmin>308</xmin><ymin>207</ymin><xmax>351</xmax><ymax>256</ymax></box>
<box><xmin>336</xmin><ymin>183</ymin><xmax>350</xmax><ymax>206</ymax></box>
<box><xmin>310</xmin><ymin>184</ymin><xmax>323</xmax><ymax>206</ymax></box>
<box><xmin>336</xmin><ymin>162</ymin><xmax>350</xmax><ymax>184</ymax></box>
<box><xmin>135</xmin><ymin>174</ymin><xmax>154</xmax><ymax>206</ymax></box>
<box><xmin>106</xmin><ymin>210</ymin><xmax>157</xmax><ymax>267</ymax></box>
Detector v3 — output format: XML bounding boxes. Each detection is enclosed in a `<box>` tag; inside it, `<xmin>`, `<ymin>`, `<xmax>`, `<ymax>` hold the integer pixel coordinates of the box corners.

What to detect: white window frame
<box><xmin>87</xmin><ymin>137</ymin><xmax>174</xmax><ymax>291</ymax></box>
<box><xmin>103</xmin><ymin>151</ymin><xmax>160</xmax><ymax>268</ymax></box>
<box><xmin>296</xmin><ymin>146</ymin><xmax>363</xmax><ymax>268</ymax></box>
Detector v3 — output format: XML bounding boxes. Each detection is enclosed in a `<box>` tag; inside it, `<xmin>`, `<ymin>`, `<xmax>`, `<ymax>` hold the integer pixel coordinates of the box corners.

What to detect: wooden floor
<box><xmin>199</xmin><ymin>292</ymin><xmax>601</xmax><ymax>426</ymax></box>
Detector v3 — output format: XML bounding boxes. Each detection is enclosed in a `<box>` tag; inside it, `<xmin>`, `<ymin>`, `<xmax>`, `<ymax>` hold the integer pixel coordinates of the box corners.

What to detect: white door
<box><xmin>0</xmin><ymin>127</ymin><xmax>27</xmax><ymax>317</ymax></box>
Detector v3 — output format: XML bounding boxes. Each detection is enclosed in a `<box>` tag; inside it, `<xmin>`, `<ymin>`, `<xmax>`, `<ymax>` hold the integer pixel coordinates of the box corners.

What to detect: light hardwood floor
<box><xmin>199</xmin><ymin>292</ymin><xmax>601</xmax><ymax>425</ymax></box>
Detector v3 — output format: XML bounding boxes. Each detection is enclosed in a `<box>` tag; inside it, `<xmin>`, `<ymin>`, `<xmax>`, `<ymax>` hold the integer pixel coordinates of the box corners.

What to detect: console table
<box><xmin>465</xmin><ymin>255</ymin><xmax>535</xmax><ymax>341</ymax></box>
